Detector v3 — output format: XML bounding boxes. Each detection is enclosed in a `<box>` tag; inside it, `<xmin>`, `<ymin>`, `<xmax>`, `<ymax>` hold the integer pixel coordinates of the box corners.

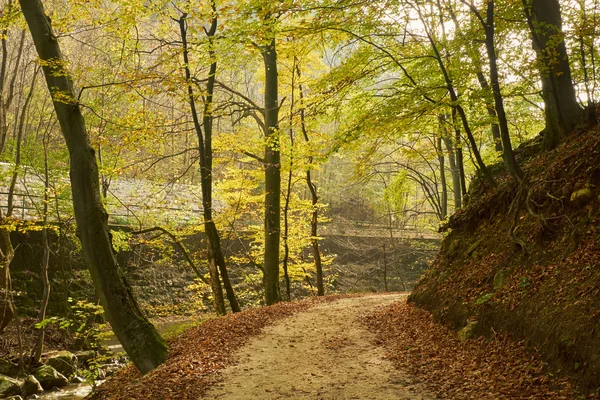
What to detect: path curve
<box><xmin>204</xmin><ymin>294</ymin><xmax>432</xmax><ymax>399</ymax></box>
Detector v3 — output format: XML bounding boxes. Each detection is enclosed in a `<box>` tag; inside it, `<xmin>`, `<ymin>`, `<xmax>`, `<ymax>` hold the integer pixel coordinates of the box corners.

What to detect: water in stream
<box><xmin>37</xmin><ymin>383</ymin><xmax>99</xmax><ymax>400</ymax></box>
<box><xmin>35</xmin><ymin>319</ymin><xmax>199</xmax><ymax>399</ymax></box>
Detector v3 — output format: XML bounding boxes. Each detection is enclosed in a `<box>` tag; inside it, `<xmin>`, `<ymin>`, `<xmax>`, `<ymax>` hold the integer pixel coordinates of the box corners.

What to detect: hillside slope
<box><xmin>410</xmin><ymin>125</ymin><xmax>600</xmax><ymax>394</ymax></box>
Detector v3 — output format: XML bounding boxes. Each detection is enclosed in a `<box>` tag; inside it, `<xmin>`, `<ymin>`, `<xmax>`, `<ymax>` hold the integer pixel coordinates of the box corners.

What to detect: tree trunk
<box><xmin>178</xmin><ymin>12</ymin><xmax>239</xmax><ymax>314</ymax></box>
<box><xmin>262</xmin><ymin>39</ymin><xmax>281</xmax><ymax>305</ymax></box>
<box><xmin>442</xmin><ymin>134</ymin><xmax>461</xmax><ymax>211</ymax></box>
<box><xmin>436</xmin><ymin>136</ymin><xmax>448</xmax><ymax>219</ymax></box>
<box><xmin>482</xmin><ymin>1</ymin><xmax>524</xmax><ymax>181</ymax></box>
<box><xmin>452</xmin><ymin>109</ymin><xmax>468</xmax><ymax>200</ymax></box>
<box><xmin>476</xmin><ymin>71</ymin><xmax>503</xmax><ymax>152</ymax></box>
<box><xmin>0</xmin><ymin>217</ymin><xmax>14</xmax><ymax>332</ymax></box>
<box><xmin>524</xmin><ymin>0</ymin><xmax>583</xmax><ymax>150</ymax></box>
<box><xmin>296</xmin><ymin>65</ymin><xmax>324</xmax><ymax>297</ymax></box>
<box><xmin>20</xmin><ymin>0</ymin><xmax>167</xmax><ymax>374</ymax></box>
<box><xmin>416</xmin><ymin>5</ymin><xmax>495</xmax><ymax>188</ymax></box>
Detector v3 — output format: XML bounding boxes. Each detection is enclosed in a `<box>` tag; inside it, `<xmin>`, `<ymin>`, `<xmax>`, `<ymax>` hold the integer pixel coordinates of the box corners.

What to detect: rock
<box><xmin>0</xmin><ymin>374</ymin><xmax>21</xmax><ymax>398</ymax></box>
<box><xmin>21</xmin><ymin>375</ymin><xmax>43</xmax><ymax>397</ymax></box>
<box><xmin>457</xmin><ymin>320</ymin><xmax>478</xmax><ymax>342</ymax></box>
<box><xmin>570</xmin><ymin>187</ymin><xmax>593</xmax><ymax>205</ymax></box>
<box><xmin>494</xmin><ymin>269</ymin><xmax>510</xmax><ymax>290</ymax></box>
<box><xmin>70</xmin><ymin>375</ymin><xmax>85</xmax><ymax>384</ymax></box>
<box><xmin>33</xmin><ymin>365</ymin><xmax>68</xmax><ymax>390</ymax></box>
<box><xmin>46</xmin><ymin>351</ymin><xmax>78</xmax><ymax>378</ymax></box>
<box><xmin>466</xmin><ymin>239</ymin><xmax>483</xmax><ymax>257</ymax></box>
<box><xmin>0</xmin><ymin>358</ymin><xmax>19</xmax><ymax>377</ymax></box>
<box><xmin>6</xmin><ymin>396</ymin><xmax>23</xmax><ymax>400</ymax></box>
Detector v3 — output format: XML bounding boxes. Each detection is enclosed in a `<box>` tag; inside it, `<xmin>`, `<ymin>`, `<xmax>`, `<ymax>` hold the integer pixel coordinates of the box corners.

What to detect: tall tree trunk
<box><xmin>417</xmin><ymin>7</ymin><xmax>494</xmax><ymax>187</ymax></box>
<box><xmin>282</xmin><ymin>165</ymin><xmax>292</xmax><ymax>301</ymax></box>
<box><xmin>482</xmin><ymin>1</ymin><xmax>524</xmax><ymax>181</ymax></box>
<box><xmin>262</xmin><ymin>38</ymin><xmax>281</xmax><ymax>305</ymax></box>
<box><xmin>0</xmin><ymin>0</ymin><xmax>23</xmax><ymax>333</ymax></box>
<box><xmin>452</xmin><ymin>110</ymin><xmax>468</xmax><ymax>200</ymax></box>
<box><xmin>436</xmin><ymin>136</ymin><xmax>448</xmax><ymax>219</ymax></box>
<box><xmin>442</xmin><ymin>132</ymin><xmax>461</xmax><ymax>211</ymax></box>
<box><xmin>178</xmin><ymin>11</ymin><xmax>239</xmax><ymax>315</ymax></box>
<box><xmin>297</xmin><ymin>65</ymin><xmax>324</xmax><ymax>296</ymax></box>
<box><xmin>20</xmin><ymin>0</ymin><xmax>168</xmax><ymax>374</ymax></box>
<box><xmin>281</xmin><ymin>57</ymin><xmax>298</xmax><ymax>302</ymax></box>
<box><xmin>0</xmin><ymin>214</ymin><xmax>14</xmax><ymax>332</ymax></box>
<box><xmin>35</xmin><ymin>140</ymin><xmax>51</xmax><ymax>363</ymax></box>
<box><xmin>476</xmin><ymin>71</ymin><xmax>503</xmax><ymax>152</ymax></box>
<box><xmin>524</xmin><ymin>0</ymin><xmax>583</xmax><ymax>150</ymax></box>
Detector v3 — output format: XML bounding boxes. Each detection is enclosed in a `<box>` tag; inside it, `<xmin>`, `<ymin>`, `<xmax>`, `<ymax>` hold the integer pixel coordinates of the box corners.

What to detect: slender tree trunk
<box><xmin>482</xmin><ymin>1</ymin><xmax>524</xmax><ymax>181</ymax></box>
<box><xmin>415</xmin><ymin>5</ymin><xmax>494</xmax><ymax>188</ymax></box>
<box><xmin>476</xmin><ymin>71</ymin><xmax>503</xmax><ymax>152</ymax></box>
<box><xmin>523</xmin><ymin>0</ymin><xmax>583</xmax><ymax>150</ymax></box>
<box><xmin>178</xmin><ymin>11</ymin><xmax>238</xmax><ymax>314</ymax></box>
<box><xmin>282</xmin><ymin>171</ymin><xmax>292</xmax><ymax>301</ymax></box>
<box><xmin>436</xmin><ymin>136</ymin><xmax>448</xmax><ymax>219</ymax></box>
<box><xmin>442</xmin><ymin>132</ymin><xmax>461</xmax><ymax>211</ymax></box>
<box><xmin>452</xmin><ymin>110</ymin><xmax>468</xmax><ymax>200</ymax></box>
<box><xmin>20</xmin><ymin>0</ymin><xmax>168</xmax><ymax>374</ymax></box>
<box><xmin>381</xmin><ymin>244</ymin><xmax>388</xmax><ymax>292</ymax></box>
<box><xmin>281</xmin><ymin>57</ymin><xmax>298</xmax><ymax>302</ymax></box>
<box><xmin>297</xmin><ymin>65</ymin><xmax>324</xmax><ymax>296</ymax></box>
<box><xmin>34</xmin><ymin>146</ymin><xmax>51</xmax><ymax>363</ymax></box>
<box><xmin>0</xmin><ymin>0</ymin><xmax>23</xmax><ymax>332</ymax></box>
<box><xmin>0</xmin><ymin>214</ymin><xmax>14</xmax><ymax>332</ymax></box>
<box><xmin>262</xmin><ymin>38</ymin><xmax>281</xmax><ymax>305</ymax></box>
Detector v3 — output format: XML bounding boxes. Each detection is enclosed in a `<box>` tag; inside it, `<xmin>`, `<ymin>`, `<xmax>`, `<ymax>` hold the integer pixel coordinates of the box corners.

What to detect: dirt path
<box><xmin>204</xmin><ymin>294</ymin><xmax>432</xmax><ymax>400</ymax></box>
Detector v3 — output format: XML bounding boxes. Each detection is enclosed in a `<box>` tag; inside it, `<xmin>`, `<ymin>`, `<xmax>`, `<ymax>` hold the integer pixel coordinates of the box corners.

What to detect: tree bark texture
<box><xmin>524</xmin><ymin>0</ymin><xmax>583</xmax><ymax>150</ymax></box>
<box><xmin>262</xmin><ymin>39</ymin><xmax>282</xmax><ymax>305</ymax></box>
<box><xmin>20</xmin><ymin>0</ymin><xmax>167</xmax><ymax>374</ymax></box>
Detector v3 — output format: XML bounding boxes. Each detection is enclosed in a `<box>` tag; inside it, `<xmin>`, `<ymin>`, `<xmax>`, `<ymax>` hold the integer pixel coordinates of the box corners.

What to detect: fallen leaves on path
<box><xmin>89</xmin><ymin>295</ymin><xmax>355</xmax><ymax>400</ymax></box>
<box><xmin>364</xmin><ymin>301</ymin><xmax>595</xmax><ymax>400</ymax></box>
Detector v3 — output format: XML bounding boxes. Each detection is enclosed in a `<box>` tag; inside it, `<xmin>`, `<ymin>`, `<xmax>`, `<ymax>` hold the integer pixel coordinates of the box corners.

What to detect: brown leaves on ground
<box><xmin>89</xmin><ymin>295</ymin><xmax>355</xmax><ymax>400</ymax></box>
<box><xmin>364</xmin><ymin>301</ymin><xmax>593</xmax><ymax>400</ymax></box>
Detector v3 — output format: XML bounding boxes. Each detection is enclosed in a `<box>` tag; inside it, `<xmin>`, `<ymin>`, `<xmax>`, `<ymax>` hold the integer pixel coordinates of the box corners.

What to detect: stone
<box><xmin>0</xmin><ymin>374</ymin><xmax>21</xmax><ymax>398</ymax></box>
<box><xmin>21</xmin><ymin>375</ymin><xmax>43</xmax><ymax>397</ymax></box>
<box><xmin>494</xmin><ymin>269</ymin><xmax>510</xmax><ymax>290</ymax></box>
<box><xmin>0</xmin><ymin>358</ymin><xmax>19</xmax><ymax>377</ymax></box>
<box><xmin>46</xmin><ymin>351</ymin><xmax>78</xmax><ymax>378</ymax></box>
<box><xmin>457</xmin><ymin>320</ymin><xmax>478</xmax><ymax>342</ymax></box>
<box><xmin>466</xmin><ymin>239</ymin><xmax>483</xmax><ymax>257</ymax></box>
<box><xmin>34</xmin><ymin>365</ymin><xmax>68</xmax><ymax>390</ymax></box>
<box><xmin>570</xmin><ymin>187</ymin><xmax>593</xmax><ymax>205</ymax></box>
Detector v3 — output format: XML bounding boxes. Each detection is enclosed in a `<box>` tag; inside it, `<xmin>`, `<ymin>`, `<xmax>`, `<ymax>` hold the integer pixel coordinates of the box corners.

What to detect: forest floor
<box><xmin>90</xmin><ymin>293</ymin><xmax>584</xmax><ymax>400</ymax></box>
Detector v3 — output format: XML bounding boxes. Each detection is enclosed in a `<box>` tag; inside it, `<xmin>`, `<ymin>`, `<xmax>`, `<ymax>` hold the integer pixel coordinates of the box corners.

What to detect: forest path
<box><xmin>204</xmin><ymin>294</ymin><xmax>432</xmax><ymax>400</ymax></box>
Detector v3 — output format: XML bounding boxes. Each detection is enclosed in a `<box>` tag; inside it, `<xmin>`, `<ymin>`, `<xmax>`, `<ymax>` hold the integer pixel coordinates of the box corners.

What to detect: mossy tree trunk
<box><xmin>20</xmin><ymin>0</ymin><xmax>167</xmax><ymax>374</ymax></box>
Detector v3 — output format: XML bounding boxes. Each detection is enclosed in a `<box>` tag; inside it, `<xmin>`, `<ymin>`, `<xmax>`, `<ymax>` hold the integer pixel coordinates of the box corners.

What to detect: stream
<box><xmin>37</xmin><ymin>318</ymin><xmax>199</xmax><ymax>400</ymax></box>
